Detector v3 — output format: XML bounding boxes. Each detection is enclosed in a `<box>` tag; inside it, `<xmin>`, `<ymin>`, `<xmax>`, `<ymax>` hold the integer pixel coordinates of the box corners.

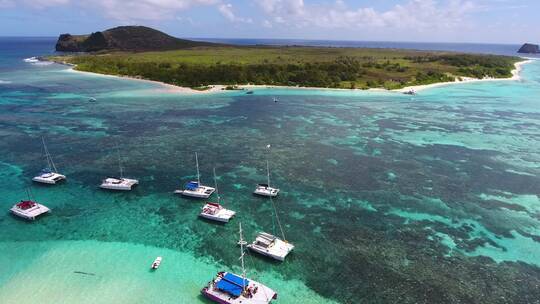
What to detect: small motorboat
<box><xmin>151</xmin><ymin>256</ymin><xmax>162</xmax><ymax>270</ymax></box>
<box><xmin>246</xmin><ymin>90</ymin><xmax>254</xmax><ymax>95</ymax></box>
<box><xmin>88</xmin><ymin>97</ymin><xmax>97</xmax><ymax>102</ymax></box>
<box><xmin>403</xmin><ymin>89</ymin><xmax>416</xmax><ymax>95</ymax></box>
<box><xmin>273</xmin><ymin>97</ymin><xmax>278</xmax><ymax>103</ymax></box>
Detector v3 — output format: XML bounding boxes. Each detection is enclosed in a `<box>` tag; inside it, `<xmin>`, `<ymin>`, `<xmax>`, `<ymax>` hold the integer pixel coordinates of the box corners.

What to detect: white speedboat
<box><xmin>247</xmin><ymin>232</ymin><xmax>294</xmax><ymax>261</ymax></box>
<box><xmin>175</xmin><ymin>152</ymin><xmax>215</xmax><ymax>198</ymax></box>
<box><xmin>151</xmin><ymin>256</ymin><xmax>162</xmax><ymax>270</ymax></box>
<box><xmin>100</xmin><ymin>177</ymin><xmax>138</xmax><ymax>191</ymax></box>
<box><xmin>200</xmin><ymin>203</ymin><xmax>236</xmax><ymax>223</ymax></box>
<box><xmin>100</xmin><ymin>148</ymin><xmax>138</xmax><ymax>191</ymax></box>
<box><xmin>253</xmin><ymin>161</ymin><xmax>279</xmax><ymax>197</ymax></box>
<box><xmin>32</xmin><ymin>137</ymin><xmax>66</xmax><ymax>185</ymax></box>
<box><xmin>10</xmin><ymin>200</ymin><xmax>50</xmax><ymax>221</ymax></box>
<box><xmin>201</xmin><ymin>224</ymin><xmax>277</xmax><ymax>304</ymax></box>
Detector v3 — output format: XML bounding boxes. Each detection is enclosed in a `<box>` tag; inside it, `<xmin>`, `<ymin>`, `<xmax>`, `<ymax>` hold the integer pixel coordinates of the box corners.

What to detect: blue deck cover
<box><xmin>185</xmin><ymin>182</ymin><xmax>199</xmax><ymax>191</ymax></box>
<box><xmin>216</xmin><ymin>273</ymin><xmax>249</xmax><ymax>297</ymax></box>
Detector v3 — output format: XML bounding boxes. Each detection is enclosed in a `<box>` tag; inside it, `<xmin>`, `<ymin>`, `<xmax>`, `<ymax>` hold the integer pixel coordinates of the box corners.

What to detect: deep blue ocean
<box><xmin>0</xmin><ymin>37</ymin><xmax>539</xmax><ymax>304</ymax></box>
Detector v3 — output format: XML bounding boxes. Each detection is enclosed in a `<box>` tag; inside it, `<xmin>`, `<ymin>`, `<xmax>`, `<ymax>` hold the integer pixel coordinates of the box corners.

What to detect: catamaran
<box><xmin>200</xmin><ymin>168</ymin><xmax>236</xmax><ymax>223</ymax></box>
<box><xmin>10</xmin><ymin>189</ymin><xmax>50</xmax><ymax>221</ymax></box>
<box><xmin>100</xmin><ymin>148</ymin><xmax>138</xmax><ymax>191</ymax></box>
<box><xmin>201</xmin><ymin>223</ymin><xmax>277</xmax><ymax>304</ymax></box>
<box><xmin>254</xmin><ymin>161</ymin><xmax>279</xmax><ymax>197</ymax></box>
<box><xmin>32</xmin><ymin>137</ymin><xmax>66</xmax><ymax>185</ymax></box>
<box><xmin>247</xmin><ymin>197</ymin><xmax>294</xmax><ymax>261</ymax></box>
<box><xmin>175</xmin><ymin>152</ymin><xmax>215</xmax><ymax>198</ymax></box>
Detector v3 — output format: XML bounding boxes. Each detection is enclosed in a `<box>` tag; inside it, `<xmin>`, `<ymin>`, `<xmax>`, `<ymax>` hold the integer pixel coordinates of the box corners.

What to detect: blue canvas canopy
<box><xmin>216</xmin><ymin>273</ymin><xmax>249</xmax><ymax>297</ymax></box>
<box><xmin>185</xmin><ymin>182</ymin><xmax>199</xmax><ymax>191</ymax></box>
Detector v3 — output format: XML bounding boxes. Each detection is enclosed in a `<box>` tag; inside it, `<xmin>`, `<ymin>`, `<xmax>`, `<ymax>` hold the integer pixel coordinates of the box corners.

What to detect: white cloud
<box><xmin>7</xmin><ymin>0</ymin><xmax>249</xmax><ymax>23</ymax></box>
<box><xmin>256</xmin><ymin>0</ymin><xmax>477</xmax><ymax>31</ymax></box>
<box><xmin>218</xmin><ymin>3</ymin><xmax>252</xmax><ymax>23</ymax></box>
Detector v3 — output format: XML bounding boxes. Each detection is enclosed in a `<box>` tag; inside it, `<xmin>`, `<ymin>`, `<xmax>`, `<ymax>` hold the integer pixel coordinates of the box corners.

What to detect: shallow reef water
<box><xmin>0</xmin><ymin>39</ymin><xmax>539</xmax><ymax>303</ymax></box>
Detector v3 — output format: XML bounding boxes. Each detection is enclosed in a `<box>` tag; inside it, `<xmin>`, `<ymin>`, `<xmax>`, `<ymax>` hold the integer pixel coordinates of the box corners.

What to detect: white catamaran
<box><xmin>175</xmin><ymin>152</ymin><xmax>215</xmax><ymax>198</ymax></box>
<box><xmin>253</xmin><ymin>161</ymin><xmax>279</xmax><ymax>197</ymax></box>
<box><xmin>199</xmin><ymin>168</ymin><xmax>236</xmax><ymax>223</ymax></box>
<box><xmin>100</xmin><ymin>148</ymin><xmax>139</xmax><ymax>191</ymax></box>
<box><xmin>10</xmin><ymin>188</ymin><xmax>51</xmax><ymax>221</ymax></box>
<box><xmin>247</xmin><ymin>197</ymin><xmax>294</xmax><ymax>261</ymax></box>
<box><xmin>201</xmin><ymin>223</ymin><xmax>277</xmax><ymax>304</ymax></box>
<box><xmin>32</xmin><ymin>137</ymin><xmax>66</xmax><ymax>185</ymax></box>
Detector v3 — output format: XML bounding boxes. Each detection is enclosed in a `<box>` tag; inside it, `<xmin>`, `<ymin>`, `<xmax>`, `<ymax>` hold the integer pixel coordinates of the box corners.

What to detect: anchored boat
<box><xmin>247</xmin><ymin>197</ymin><xmax>294</xmax><ymax>261</ymax></box>
<box><xmin>201</xmin><ymin>223</ymin><xmax>277</xmax><ymax>304</ymax></box>
<box><xmin>151</xmin><ymin>256</ymin><xmax>162</xmax><ymax>270</ymax></box>
<box><xmin>254</xmin><ymin>161</ymin><xmax>279</xmax><ymax>197</ymax></box>
<box><xmin>175</xmin><ymin>152</ymin><xmax>215</xmax><ymax>198</ymax></box>
<box><xmin>32</xmin><ymin>137</ymin><xmax>66</xmax><ymax>185</ymax></box>
<box><xmin>200</xmin><ymin>169</ymin><xmax>236</xmax><ymax>223</ymax></box>
<box><xmin>10</xmin><ymin>189</ymin><xmax>50</xmax><ymax>221</ymax></box>
<box><xmin>100</xmin><ymin>148</ymin><xmax>139</xmax><ymax>191</ymax></box>
<box><xmin>247</xmin><ymin>232</ymin><xmax>294</xmax><ymax>261</ymax></box>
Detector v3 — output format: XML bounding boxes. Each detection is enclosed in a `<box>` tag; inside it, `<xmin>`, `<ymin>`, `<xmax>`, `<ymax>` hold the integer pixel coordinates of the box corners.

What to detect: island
<box><xmin>518</xmin><ymin>43</ymin><xmax>540</xmax><ymax>54</ymax></box>
<box><xmin>48</xmin><ymin>26</ymin><xmax>522</xmax><ymax>91</ymax></box>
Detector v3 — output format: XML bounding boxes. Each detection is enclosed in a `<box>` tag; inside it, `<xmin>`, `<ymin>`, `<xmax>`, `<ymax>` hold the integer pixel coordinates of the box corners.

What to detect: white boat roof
<box><xmin>250</xmin><ymin>233</ymin><xmax>294</xmax><ymax>259</ymax></box>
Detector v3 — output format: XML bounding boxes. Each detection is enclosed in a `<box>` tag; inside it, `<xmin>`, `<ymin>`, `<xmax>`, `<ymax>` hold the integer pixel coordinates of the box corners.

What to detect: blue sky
<box><xmin>0</xmin><ymin>0</ymin><xmax>539</xmax><ymax>43</ymax></box>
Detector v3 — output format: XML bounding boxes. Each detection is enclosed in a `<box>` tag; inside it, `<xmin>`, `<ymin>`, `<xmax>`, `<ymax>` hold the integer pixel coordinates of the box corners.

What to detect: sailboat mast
<box><xmin>195</xmin><ymin>152</ymin><xmax>200</xmax><ymax>184</ymax></box>
<box><xmin>266</xmin><ymin>160</ymin><xmax>271</xmax><ymax>187</ymax></box>
<box><xmin>213</xmin><ymin>167</ymin><xmax>220</xmax><ymax>204</ymax></box>
<box><xmin>239</xmin><ymin>223</ymin><xmax>247</xmax><ymax>291</ymax></box>
<box><xmin>117</xmin><ymin>148</ymin><xmax>124</xmax><ymax>179</ymax></box>
<box><xmin>42</xmin><ymin>137</ymin><xmax>58</xmax><ymax>173</ymax></box>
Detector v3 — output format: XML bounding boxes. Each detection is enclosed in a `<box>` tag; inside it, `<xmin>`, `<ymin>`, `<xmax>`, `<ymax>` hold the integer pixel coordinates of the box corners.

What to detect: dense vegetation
<box><xmin>49</xmin><ymin>46</ymin><xmax>521</xmax><ymax>90</ymax></box>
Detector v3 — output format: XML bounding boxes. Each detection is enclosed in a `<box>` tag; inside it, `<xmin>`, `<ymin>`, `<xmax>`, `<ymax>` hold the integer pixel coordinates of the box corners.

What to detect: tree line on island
<box><xmin>50</xmin><ymin>26</ymin><xmax>521</xmax><ymax>90</ymax></box>
<box><xmin>55</xmin><ymin>52</ymin><xmax>518</xmax><ymax>90</ymax></box>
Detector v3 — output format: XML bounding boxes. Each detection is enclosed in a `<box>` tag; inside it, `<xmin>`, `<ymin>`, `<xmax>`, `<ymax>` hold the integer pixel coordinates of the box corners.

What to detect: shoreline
<box><xmin>59</xmin><ymin>59</ymin><xmax>533</xmax><ymax>95</ymax></box>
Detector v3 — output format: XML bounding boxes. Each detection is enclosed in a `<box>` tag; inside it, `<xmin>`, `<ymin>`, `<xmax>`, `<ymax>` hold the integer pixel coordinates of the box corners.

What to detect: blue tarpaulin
<box><xmin>216</xmin><ymin>273</ymin><xmax>249</xmax><ymax>297</ymax></box>
<box><xmin>185</xmin><ymin>182</ymin><xmax>199</xmax><ymax>191</ymax></box>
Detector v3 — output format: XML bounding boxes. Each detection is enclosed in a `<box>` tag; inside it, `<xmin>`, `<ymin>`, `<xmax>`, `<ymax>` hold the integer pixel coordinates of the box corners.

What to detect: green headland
<box><xmin>48</xmin><ymin>26</ymin><xmax>522</xmax><ymax>90</ymax></box>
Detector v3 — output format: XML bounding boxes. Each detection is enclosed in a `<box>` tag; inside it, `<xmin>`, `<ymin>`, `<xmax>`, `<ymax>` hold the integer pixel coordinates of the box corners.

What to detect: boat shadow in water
<box><xmin>245</xmin><ymin>247</ymin><xmax>295</xmax><ymax>265</ymax></box>
<box><xmin>198</xmin><ymin>216</ymin><xmax>229</xmax><ymax>226</ymax></box>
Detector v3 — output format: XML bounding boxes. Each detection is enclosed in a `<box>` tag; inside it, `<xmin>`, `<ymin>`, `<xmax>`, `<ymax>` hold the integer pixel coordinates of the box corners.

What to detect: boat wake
<box><xmin>23</xmin><ymin>57</ymin><xmax>39</xmax><ymax>63</ymax></box>
<box><xmin>23</xmin><ymin>57</ymin><xmax>52</xmax><ymax>66</ymax></box>
<box><xmin>0</xmin><ymin>80</ymin><xmax>11</xmax><ymax>84</ymax></box>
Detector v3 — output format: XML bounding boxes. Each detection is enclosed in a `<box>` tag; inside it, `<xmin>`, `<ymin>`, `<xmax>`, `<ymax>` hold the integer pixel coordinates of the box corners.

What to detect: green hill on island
<box><xmin>55</xmin><ymin>26</ymin><xmax>219</xmax><ymax>52</ymax></box>
<box><xmin>50</xmin><ymin>26</ymin><xmax>521</xmax><ymax>90</ymax></box>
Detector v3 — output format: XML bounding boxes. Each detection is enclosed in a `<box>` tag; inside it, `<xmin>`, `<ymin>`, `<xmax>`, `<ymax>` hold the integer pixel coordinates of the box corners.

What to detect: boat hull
<box><xmin>175</xmin><ymin>185</ymin><xmax>215</xmax><ymax>199</ymax></box>
<box><xmin>10</xmin><ymin>204</ymin><xmax>50</xmax><ymax>221</ymax></box>
<box><xmin>32</xmin><ymin>173</ymin><xmax>66</xmax><ymax>185</ymax></box>
<box><xmin>199</xmin><ymin>213</ymin><xmax>232</xmax><ymax>223</ymax></box>
<box><xmin>100</xmin><ymin>178</ymin><xmax>138</xmax><ymax>191</ymax></box>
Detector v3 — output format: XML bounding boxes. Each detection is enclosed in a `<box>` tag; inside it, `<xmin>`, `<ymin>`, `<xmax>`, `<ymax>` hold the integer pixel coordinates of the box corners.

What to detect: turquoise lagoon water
<box><xmin>0</xmin><ymin>39</ymin><xmax>539</xmax><ymax>303</ymax></box>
